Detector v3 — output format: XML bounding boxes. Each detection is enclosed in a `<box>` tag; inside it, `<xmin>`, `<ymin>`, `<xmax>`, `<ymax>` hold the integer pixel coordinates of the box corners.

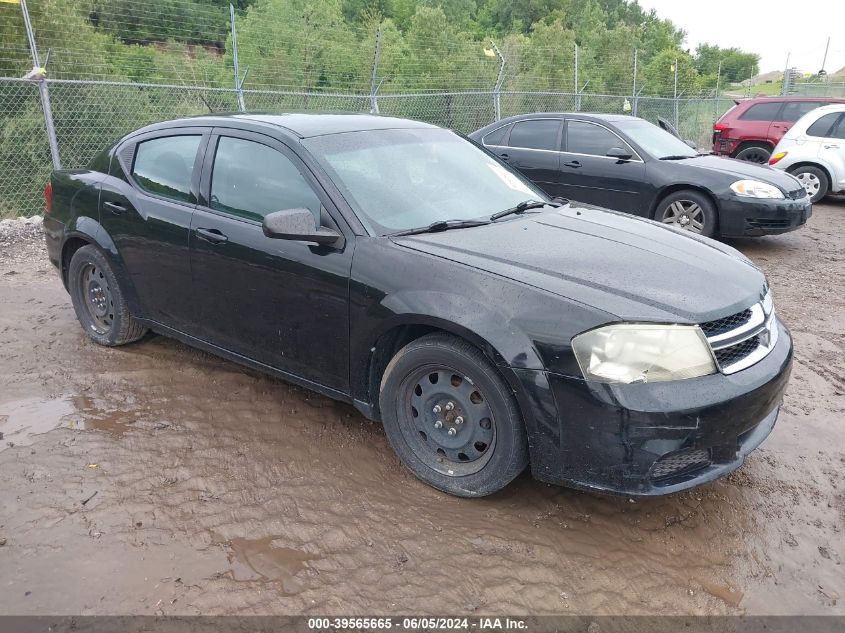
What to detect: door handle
<box><xmin>103</xmin><ymin>201</ymin><xmax>127</xmax><ymax>215</ymax></box>
<box><xmin>824</xmin><ymin>144</ymin><xmax>840</xmax><ymax>149</ymax></box>
<box><xmin>498</xmin><ymin>153</ymin><xmax>509</xmax><ymax>161</ymax></box>
<box><xmin>563</xmin><ymin>160</ymin><xmax>582</xmax><ymax>168</ymax></box>
<box><xmin>195</xmin><ymin>227</ymin><xmax>228</xmax><ymax>245</ymax></box>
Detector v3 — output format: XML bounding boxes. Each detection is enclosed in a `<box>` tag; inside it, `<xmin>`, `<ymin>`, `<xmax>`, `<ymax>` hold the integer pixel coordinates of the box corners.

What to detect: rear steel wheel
<box><xmin>80</xmin><ymin>262</ymin><xmax>115</xmax><ymax>335</ymax></box>
<box><xmin>791</xmin><ymin>165</ymin><xmax>828</xmax><ymax>203</ymax></box>
<box><xmin>68</xmin><ymin>245</ymin><xmax>148</xmax><ymax>346</ymax></box>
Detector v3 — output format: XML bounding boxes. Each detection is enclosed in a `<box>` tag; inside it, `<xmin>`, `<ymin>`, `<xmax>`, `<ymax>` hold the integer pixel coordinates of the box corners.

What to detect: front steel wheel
<box><xmin>399</xmin><ymin>366</ymin><xmax>497</xmax><ymax>477</ymax></box>
<box><xmin>379</xmin><ymin>333</ymin><xmax>528</xmax><ymax>497</ymax></box>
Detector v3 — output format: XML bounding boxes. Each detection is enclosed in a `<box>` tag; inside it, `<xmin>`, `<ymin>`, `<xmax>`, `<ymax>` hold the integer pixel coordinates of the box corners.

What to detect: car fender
<box><xmin>61</xmin><ymin>216</ymin><xmax>144</xmax><ymax>317</ymax></box>
<box><xmin>363</xmin><ymin>289</ymin><xmax>547</xmax><ymax>371</ymax></box>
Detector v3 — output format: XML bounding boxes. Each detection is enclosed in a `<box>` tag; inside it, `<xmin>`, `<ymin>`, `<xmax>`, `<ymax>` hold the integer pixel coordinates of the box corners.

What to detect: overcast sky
<box><xmin>636</xmin><ymin>0</ymin><xmax>845</xmax><ymax>75</ymax></box>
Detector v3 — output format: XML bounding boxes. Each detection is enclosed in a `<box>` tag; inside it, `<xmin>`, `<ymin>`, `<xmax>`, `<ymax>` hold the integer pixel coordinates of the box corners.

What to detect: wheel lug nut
<box><xmin>432</xmin><ymin>405</ymin><xmax>441</xmax><ymax>414</ymax></box>
<box><xmin>445</xmin><ymin>402</ymin><xmax>455</xmax><ymax>411</ymax></box>
<box><xmin>455</xmin><ymin>416</ymin><xmax>463</xmax><ymax>425</ymax></box>
<box><xmin>447</xmin><ymin>428</ymin><xmax>456</xmax><ymax>436</ymax></box>
<box><xmin>434</xmin><ymin>420</ymin><xmax>443</xmax><ymax>429</ymax></box>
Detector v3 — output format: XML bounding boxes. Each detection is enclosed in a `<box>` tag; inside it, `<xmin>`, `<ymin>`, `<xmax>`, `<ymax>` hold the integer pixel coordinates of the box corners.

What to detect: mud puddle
<box><xmin>0</xmin><ymin>202</ymin><xmax>843</xmax><ymax>615</ymax></box>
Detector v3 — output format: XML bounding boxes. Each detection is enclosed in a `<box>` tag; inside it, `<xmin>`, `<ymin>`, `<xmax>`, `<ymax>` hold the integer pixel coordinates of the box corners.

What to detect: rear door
<box><xmin>735</xmin><ymin>101</ymin><xmax>783</xmax><ymax>148</ymax></box>
<box><xmin>558</xmin><ymin>119</ymin><xmax>647</xmax><ymax>215</ymax></box>
<box><xmin>491</xmin><ymin>118</ymin><xmax>563</xmax><ymax>196</ymax></box>
<box><xmin>99</xmin><ymin>127</ymin><xmax>209</xmax><ymax>329</ymax></box>
<box><xmin>188</xmin><ymin>128</ymin><xmax>353</xmax><ymax>392</ymax></box>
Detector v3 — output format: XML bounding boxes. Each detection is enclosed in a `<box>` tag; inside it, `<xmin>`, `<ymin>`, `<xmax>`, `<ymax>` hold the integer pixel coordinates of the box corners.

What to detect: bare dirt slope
<box><xmin>0</xmin><ymin>202</ymin><xmax>843</xmax><ymax>616</ymax></box>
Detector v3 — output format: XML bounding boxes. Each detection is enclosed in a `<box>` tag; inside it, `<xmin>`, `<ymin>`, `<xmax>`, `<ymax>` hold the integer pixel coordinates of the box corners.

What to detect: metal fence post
<box><xmin>574</xmin><ymin>43</ymin><xmax>580</xmax><ymax>111</ymax></box>
<box><xmin>20</xmin><ymin>0</ymin><xmax>61</xmax><ymax>170</ymax></box>
<box><xmin>781</xmin><ymin>52</ymin><xmax>791</xmax><ymax>96</ymax></box>
<box><xmin>491</xmin><ymin>40</ymin><xmax>505</xmax><ymax>121</ymax></box>
<box><xmin>631</xmin><ymin>48</ymin><xmax>637</xmax><ymax>109</ymax></box>
<box><xmin>370</xmin><ymin>26</ymin><xmax>382</xmax><ymax>114</ymax></box>
<box><xmin>713</xmin><ymin>60</ymin><xmax>721</xmax><ymax>122</ymax></box>
<box><xmin>673</xmin><ymin>58</ymin><xmax>679</xmax><ymax>128</ymax></box>
<box><xmin>230</xmin><ymin>4</ymin><xmax>246</xmax><ymax>111</ymax></box>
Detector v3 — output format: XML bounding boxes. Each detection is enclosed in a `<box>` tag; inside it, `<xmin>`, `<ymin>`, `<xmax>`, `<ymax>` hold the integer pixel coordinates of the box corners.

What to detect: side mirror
<box><xmin>262</xmin><ymin>208</ymin><xmax>341</xmax><ymax>245</ymax></box>
<box><xmin>606</xmin><ymin>147</ymin><xmax>633</xmax><ymax>161</ymax></box>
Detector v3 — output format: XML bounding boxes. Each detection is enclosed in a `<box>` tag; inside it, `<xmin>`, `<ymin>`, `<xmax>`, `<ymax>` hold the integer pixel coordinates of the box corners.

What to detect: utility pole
<box><xmin>673</xmin><ymin>58</ymin><xmax>679</xmax><ymax>127</ymax></box>
<box><xmin>820</xmin><ymin>36</ymin><xmax>830</xmax><ymax>75</ymax></box>
<box><xmin>781</xmin><ymin>52</ymin><xmax>791</xmax><ymax>96</ymax></box>
<box><xmin>574</xmin><ymin>43</ymin><xmax>581</xmax><ymax>111</ymax></box>
<box><xmin>20</xmin><ymin>0</ymin><xmax>61</xmax><ymax>170</ymax></box>
<box><xmin>714</xmin><ymin>60</ymin><xmax>722</xmax><ymax>121</ymax></box>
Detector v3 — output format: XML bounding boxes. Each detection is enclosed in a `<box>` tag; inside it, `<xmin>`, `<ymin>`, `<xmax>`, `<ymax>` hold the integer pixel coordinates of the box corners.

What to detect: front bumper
<box><xmin>516</xmin><ymin>319</ymin><xmax>792</xmax><ymax>496</ymax></box>
<box><xmin>718</xmin><ymin>194</ymin><xmax>811</xmax><ymax>237</ymax></box>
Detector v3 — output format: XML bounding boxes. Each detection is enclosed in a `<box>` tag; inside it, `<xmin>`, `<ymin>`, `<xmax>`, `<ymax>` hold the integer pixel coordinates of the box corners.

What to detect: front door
<box><xmin>99</xmin><ymin>129</ymin><xmax>208</xmax><ymax>329</ymax></box>
<box><xmin>558</xmin><ymin>119</ymin><xmax>647</xmax><ymax>215</ymax></box>
<box><xmin>188</xmin><ymin>129</ymin><xmax>353</xmax><ymax>392</ymax></box>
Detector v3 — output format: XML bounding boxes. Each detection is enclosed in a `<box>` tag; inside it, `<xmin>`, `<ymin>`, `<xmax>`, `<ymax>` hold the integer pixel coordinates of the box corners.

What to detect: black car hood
<box><xmin>666</xmin><ymin>155</ymin><xmax>801</xmax><ymax>193</ymax></box>
<box><xmin>393</xmin><ymin>206</ymin><xmax>767</xmax><ymax>323</ymax></box>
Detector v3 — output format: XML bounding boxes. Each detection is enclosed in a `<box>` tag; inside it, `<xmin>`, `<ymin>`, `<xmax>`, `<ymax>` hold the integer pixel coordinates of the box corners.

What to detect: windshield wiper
<box><xmin>491</xmin><ymin>199</ymin><xmax>558</xmax><ymax>221</ymax></box>
<box><xmin>658</xmin><ymin>154</ymin><xmax>695</xmax><ymax>160</ymax></box>
<box><xmin>389</xmin><ymin>218</ymin><xmax>491</xmax><ymax>237</ymax></box>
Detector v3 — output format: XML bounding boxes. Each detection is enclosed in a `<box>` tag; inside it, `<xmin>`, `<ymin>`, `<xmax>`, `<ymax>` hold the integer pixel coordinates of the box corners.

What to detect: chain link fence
<box><xmin>1</xmin><ymin>77</ymin><xmax>739</xmax><ymax>218</ymax></box>
<box><xmin>0</xmin><ymin>78</ymin><xmax>52</xmax><ymax>218</ymax></box>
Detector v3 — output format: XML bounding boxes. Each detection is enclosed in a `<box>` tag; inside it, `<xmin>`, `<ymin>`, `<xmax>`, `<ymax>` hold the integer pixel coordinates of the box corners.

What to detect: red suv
<box><xmin>712</xmin><ymin>97</ymin><xmax>845</xmax><ymax>163</ymax></box>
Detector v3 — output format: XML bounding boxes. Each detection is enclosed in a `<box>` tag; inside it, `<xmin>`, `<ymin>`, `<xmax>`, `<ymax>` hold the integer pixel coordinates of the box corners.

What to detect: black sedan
<box><xmin>44</xmin><ymin>113</ymin><xmax>791</xmax><ymax>497</ymax></box>
<box><xmin>469</xmin><ymin>113</ymin><xmax>811</xmax><ymax>238</ymax></box>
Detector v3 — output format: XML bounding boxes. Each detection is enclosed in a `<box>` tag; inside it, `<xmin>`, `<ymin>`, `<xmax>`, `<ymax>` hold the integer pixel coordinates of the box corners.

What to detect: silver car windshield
<box><xmin>615</xmin><ymin>119</ymin><xmax>697</xmax><ymax>159</ymax></box>
<box><xmin>302</xmin><ymin>128</ymin><xmax>548</xmax><ymax>235</ymax></box>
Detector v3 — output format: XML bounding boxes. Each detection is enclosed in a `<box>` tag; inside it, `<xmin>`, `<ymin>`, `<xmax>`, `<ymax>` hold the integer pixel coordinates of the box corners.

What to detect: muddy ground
<box><xmin>0</xmin><ymin>202</ymin><xmax>843</xmax><ymax>617</ymax></box>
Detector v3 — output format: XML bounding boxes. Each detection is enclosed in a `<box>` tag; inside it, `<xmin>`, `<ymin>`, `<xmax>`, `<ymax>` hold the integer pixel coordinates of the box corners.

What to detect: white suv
<box><xmin>769</xmin><ymin>103</ymin><xmax>845</xmax><ymax>203</ymax></box>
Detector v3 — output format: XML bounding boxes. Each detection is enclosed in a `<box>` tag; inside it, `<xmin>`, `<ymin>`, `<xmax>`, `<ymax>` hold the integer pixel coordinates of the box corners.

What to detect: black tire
<box><xmin>789</xmin><ymin>165</ymin><xmax>829</xmax><ymax>204</ymax></box>
<box><xmin>733</xmin><ymin>144</ymin><xmax>771</xmax><ymax>164</ymax></box>
<box><xmin>379</xmin><ymin>333</ymin><xmax>528</xmax><ymax>497</ymax></box>
<box><xmin>68</xmin><ymin>245</ymin><xmax>148</xmax><ymax>346</ymax></box>
<box><xmin>655</xmin><ymin>190</ymin><xmax>718</xmax><ymax>238</ymax></box>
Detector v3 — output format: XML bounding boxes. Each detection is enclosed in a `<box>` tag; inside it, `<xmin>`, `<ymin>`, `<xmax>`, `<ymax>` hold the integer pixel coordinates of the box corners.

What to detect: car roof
<box><xmin>738</xmin><ymin>96</ymin><xmax>845</xmax><ymax>104</ymax></box>
<box><xmin>494</xmin><ymin>112</ymin><xmax>636</xmax><ymax>123</ymax></box>
<box><xmin>137</xmin><ymin>112</ymin><xmax>439</xmax><ymax>139</ymax></box>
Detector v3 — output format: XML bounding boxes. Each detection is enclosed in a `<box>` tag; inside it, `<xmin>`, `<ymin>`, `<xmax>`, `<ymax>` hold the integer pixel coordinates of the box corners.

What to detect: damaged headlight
<box><xmin>572</xmin><ymin>323</ymin><xmax>717</xmax><ymax>384</ymax></box>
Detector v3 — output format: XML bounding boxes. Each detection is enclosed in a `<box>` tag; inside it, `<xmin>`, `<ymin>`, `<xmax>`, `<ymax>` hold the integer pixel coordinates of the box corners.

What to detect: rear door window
<box><xmin>807</xmin><ymin>112</ymin><xmax>842</xmax><ymax>137</ymax></box>
<box><xmin>507</xmin><ymin>119</ymin><xmax>561</xmax><ymax>151</ymax></box>
<box><xmin>132</xmin><ymin>135</ymin><xmax>202</xmax><ymax>203</ymax></box>
<box><xmin>780</xmin><ymin>101</ymin><xmax>825</xmax><ymax>122</ymax></box>
<box><xmin>738</xmin><ymin>102</ymin><xmax>782</xmax><ymax>121</ymax></box>
<box><xmin>482</xmin><ymin>124</ymin><xmax>511</xmax><ymax>146</ymax></box>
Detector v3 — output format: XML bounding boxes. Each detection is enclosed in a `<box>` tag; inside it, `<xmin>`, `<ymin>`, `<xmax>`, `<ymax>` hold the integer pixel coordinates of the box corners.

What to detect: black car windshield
<box><xmin>614</xmin><ymin>119</ymin><xmax>697</xmax><ymax>159</ymax></box>
<box><xmin>302</xmin><ymin>128</ymin><xmax>548</xmax><ymax>235</ymax></box>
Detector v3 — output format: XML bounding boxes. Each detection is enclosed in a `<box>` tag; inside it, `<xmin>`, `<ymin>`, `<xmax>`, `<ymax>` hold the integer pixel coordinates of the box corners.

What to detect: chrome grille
<box><xmin>701</xmin><ymin>291</ymin><xmax>777</xmax><ymax>375</ymax></box>
<box><xmin>700</xmin><ymin>308</ymin><xmax>752</xmax><ymax>337</ymax></box>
